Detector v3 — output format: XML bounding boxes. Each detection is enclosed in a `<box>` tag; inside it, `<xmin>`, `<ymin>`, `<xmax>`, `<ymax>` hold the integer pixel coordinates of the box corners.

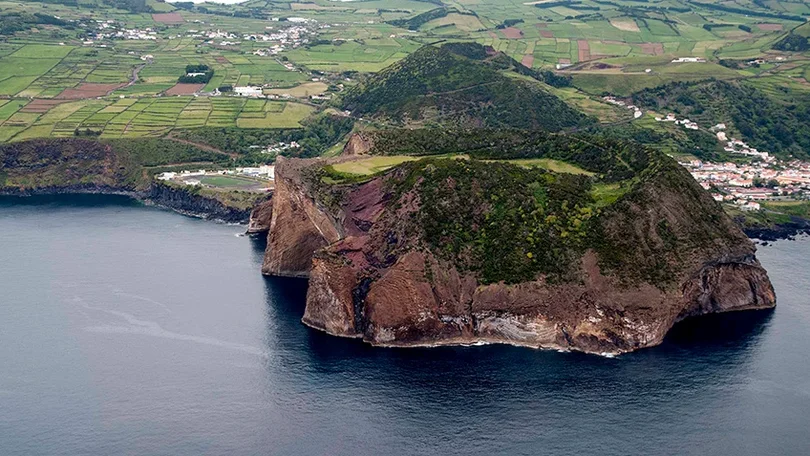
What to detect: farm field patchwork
<box><xmin>0</xmin><ymin>0</ymin><xmax>806</xmax><ymax>147</ymax></box>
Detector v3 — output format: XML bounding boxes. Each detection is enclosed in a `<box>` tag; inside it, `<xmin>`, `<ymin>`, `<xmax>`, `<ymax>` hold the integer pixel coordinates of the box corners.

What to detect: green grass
<box><xmin>9</xmin><ymin>45</ymin><xmax>74</xmax><ymax>59</ymax></box>
<box><xmin>498</xmin><ymin>158</ymin><xmax>595</xmax><ymax>175</ymax></box>
<box><xmin>330</xmin><ymin>155</ymin><xmax>419</xmax><ymax>175</ymax></box>
<box><xmin>198</xmin><ymin>175</ymin><xmax>267</xmax><ymax>189</ymax></box>
<box><xmin>591</xmin><ymin>182</ymin><xmax>631</xmax><ymax>207</ymax></box>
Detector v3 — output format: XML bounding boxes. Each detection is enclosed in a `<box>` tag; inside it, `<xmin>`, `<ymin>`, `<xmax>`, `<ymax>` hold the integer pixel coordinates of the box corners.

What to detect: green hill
<box><xmin>340</xmin><ymin>44</ymin><xmax>591</xmax><ymax>131</ymax></box>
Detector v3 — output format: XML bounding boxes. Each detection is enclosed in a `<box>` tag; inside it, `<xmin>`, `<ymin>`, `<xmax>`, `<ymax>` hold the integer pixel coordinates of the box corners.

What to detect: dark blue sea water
<box><xmin>1</xmin><ymin>195</ymin><xmax>808</xmax><ymax>456</ymax></box>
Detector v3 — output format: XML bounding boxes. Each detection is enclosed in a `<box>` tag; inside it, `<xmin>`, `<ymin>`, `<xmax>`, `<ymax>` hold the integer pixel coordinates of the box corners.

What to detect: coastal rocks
<box><xmin>261</xmin><ymin>153</ymin><xmax>777</xmax><ymax>355</ymax></box>
<box><xmin>0</xmin><ymin>138</ymin><xmax>266</xmax><ymax>224</ymax></box>
<box><xmin>261</xmin><ymin>157</ymin><xmax>342</xmax><ymax>277</ymax></box>
<box><xmin>146</xmin><ymin>181</ymin><xmax>253</xmax><ymax>223</ymax></box>
<box><xmin>303</xmin><ymin>246</ymin><xmax>774</xmax><ymax>354</ymax></box>
<box><xmin>246</xmin><ymin>196</ymin><xmax>274</xmax><ymax>234</ymax></box>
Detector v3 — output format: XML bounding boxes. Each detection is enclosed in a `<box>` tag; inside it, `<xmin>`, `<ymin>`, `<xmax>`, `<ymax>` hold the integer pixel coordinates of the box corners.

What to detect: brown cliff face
<box><xmin>341</xmin><ymin>133</ymin><xmax>373</xmax><ymax>156</ymax></box>
<box><xmin>264</xmin><ymin>156</ymin><xmax>776</xmax><ymax>355</ymax></box>
<box><xmin>261</xmin><ymin>158</ymin><xmax>342</xmax><ymax>277</ymax></box>
<box><xmin>246</xmin><ymin>196</ymin><xmax>274</xmax><ymax>234</ymax></box>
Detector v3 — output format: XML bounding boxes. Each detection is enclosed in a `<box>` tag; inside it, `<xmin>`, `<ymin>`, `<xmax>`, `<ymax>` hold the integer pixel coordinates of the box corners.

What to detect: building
<box><xmin>672</xmin><ymin>57</ymin><xmax>706</xmax><ymax>63</ymax></box>
<box><xmin>234</xmin><ymin>86</ymin><xmax>264</xmax><ymax>97</ymax></box>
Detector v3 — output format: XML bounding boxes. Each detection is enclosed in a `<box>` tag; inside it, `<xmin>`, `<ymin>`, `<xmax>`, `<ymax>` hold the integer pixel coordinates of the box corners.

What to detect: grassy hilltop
<box><xmin>341</xmin><ymin>43</ymin><xmax>590</xmax><ymax>130</ymax></box>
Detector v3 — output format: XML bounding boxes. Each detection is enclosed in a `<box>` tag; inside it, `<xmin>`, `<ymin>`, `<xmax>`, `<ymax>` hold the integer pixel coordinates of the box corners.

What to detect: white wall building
<box><xmin>234</xmin><ymin>86</ymin><xmax>264</xmax><ymax>97</ymax></box>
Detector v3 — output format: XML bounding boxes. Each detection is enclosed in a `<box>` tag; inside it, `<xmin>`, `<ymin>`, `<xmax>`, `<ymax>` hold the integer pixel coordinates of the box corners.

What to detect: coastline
<box><xmin>0</xmin><ymin>182</ymin><xmax>260</xmax><ymax>224</ymax></box>
<box><xmin>742</xmin><ymin>218</ymin><xmax>810</xmax><ymax>242</ymax></box>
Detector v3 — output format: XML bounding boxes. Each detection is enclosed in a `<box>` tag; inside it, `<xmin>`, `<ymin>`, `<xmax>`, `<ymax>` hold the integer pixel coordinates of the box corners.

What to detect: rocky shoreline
<box><xmin>0</xmin><ymin>181</ymin><xmax>265</xmax><ymax>225</ymax></box>
<box><xmin>743</xmin><ymin>218</ymin><xmax>810</xmax><ymax>242</ymax></box>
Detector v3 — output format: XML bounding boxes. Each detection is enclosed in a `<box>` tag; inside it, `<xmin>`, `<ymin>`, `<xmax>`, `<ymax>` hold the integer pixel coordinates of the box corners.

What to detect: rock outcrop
<box><xmin>261</xmin><ymin>158</ymin><xmax>342</xmax><ymax>277</ymax></box>
<box><xmin>146</xmin><ymin>182</ymin><xmax>255</xmax><ymax>223</ymax></box>
<box><xmin>261</xmin><ymin>142</ymin><xmax>776</xmax><ymax>355</ymax></box>
<box><xmin>0</xmin><ymin>138</ymin><xmax>266</xmax><ymax>224</ymax></box>
<box><xmin>246</xmin><ymin>196</ymin><xmax>275</xmax><ymax>234</ymax></box>
<box><xmin>341</xmin><ymin>132</ymin><xmax>373</xmax><ymax>156</ymax></box>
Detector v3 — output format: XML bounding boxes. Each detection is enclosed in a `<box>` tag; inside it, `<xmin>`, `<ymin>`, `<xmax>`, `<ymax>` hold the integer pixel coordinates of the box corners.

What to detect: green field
<box><xmin>197</xmin><ymin>175</ymin><xmax>268</xmax><ymax>189</ymax></box>
<box><xmin>330</xmin><ymin>155</ymin><xmax>419</xmax><ymax>175</ymax></box>
<box><xmin>330</xmin><ymin>155</ymin><xmax>595</xmax><ymax>177</ymax></box>
<box><xmin>0</xmin><ymin>0</ymin><xmax>807</xmax><ymax>147</ymax></box>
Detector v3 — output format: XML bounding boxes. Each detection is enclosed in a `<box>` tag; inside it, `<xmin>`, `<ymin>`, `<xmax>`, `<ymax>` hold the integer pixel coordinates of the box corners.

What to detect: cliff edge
<box><xmin>262</xmin><ymin>132</ymin><xmax>776</xmax><ymax>355</ymax></box>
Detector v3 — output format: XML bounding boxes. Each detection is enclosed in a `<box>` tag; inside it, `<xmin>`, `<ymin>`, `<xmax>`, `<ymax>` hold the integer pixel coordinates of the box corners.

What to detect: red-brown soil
<box><xmin>20</xmin><ymin>99</ymin><xmax>65</xmax><ymax>113</ymax></box>
<box><xmin>577</xmin><ymin>39</ymin><xmax>591</xmax><ymax>61</ymax></box>
<box><xmin>757</xmin><ymin>23</ymin><xmax>783</xmax><ymax>31</ymax></box>
<box><xmin>56</xmin><ymin>83</ymin><xmax>126</xmax><ymax>99</ymax></box>
<box><xmin>640</xmin><ymin>42</ymin><xmax>664</xmax><ymax>55</ymax></box>
<box><xmin>521</xmin><ymin>54</ymin><xmax>535</xmax><ymax>68</ymax></box>
<box><xmin>164</xmin><ymin>83</ymin><xmax>205</xmax><ymax>96</ymax></box>
<box><xmin>540</xmin><ymin>30</ymin><xmax>554</xmax><ymax>38</ymax></box>
<box><xmin>152</xmin><ymin>12</ymin><xmax>184</xmax><ymax>24</ymax></box>
<box><xmin>501</xmin><ymin>27</ymin><xmax>523</xmax><ymax>39</ymax></box>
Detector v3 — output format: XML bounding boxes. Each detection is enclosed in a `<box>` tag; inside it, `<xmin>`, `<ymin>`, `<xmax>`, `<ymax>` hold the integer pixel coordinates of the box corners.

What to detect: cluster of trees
<box><xmin>686</xmin><ymin>0</ymin><xmax>805</xmax><ymax>21</ymax></box>
<box><xmin>360</xmin><ymin>128</ymin><xmax>651</xmax><ymax>182</ymax></box>
<box><xmin>173</xmin><ymin>115</ymin><xmax>355</xmax><ymax>160</ymax></box>
<box><xmin>28</xmin><ymin>0</ymin><xmax>79</xmax><ymax>6</ymax></box>
<box><xmin>0</xmin><ymin>12</ymin><xmax>68</xmax><ymax>36</ymax></box>
<box><xmin>387</xmin><ymin>7</ymin><xmax>476</xmax><ymax>31</ymax></box>
<box><xmin>702</xmin><ymin>23</ymin><xmax>752</xmax><ymax>33</ymax></box>
<box><xmin>534</xmin><ymin>1</ymin><xmax>581</xmax><ymax>9</ymax></box>
<box><xmin>178</xmin><ymin>65</ymin><xmax>214</xmax><ymax>84</ymax></box>
<box><xmin>631</xmin><ymin>80</ymin><xmax>810</xmax><ymax>159</ymax></box>
<box><xmin>773</xmin><ymin>33</ymin><xmax>810</xmax><ymax>52</ymax></box>
<box><xmin>395</xmin><ymin>158</ymin><xmax>597</xmax><ymax>284</ymax></box>
<box><xmin>102</xmin><ymin>0</ymin><xmax>151</xmax><ymax>13</ymax></box>
<box><xmin>73</xmin><ymin>128</ymin><xmax>102</xmax><ymax>137</ymax></box>
<box><xmin>496</xmin><ymin>19</ymin><xmax>524</xmax><ymax>29</ymax></box>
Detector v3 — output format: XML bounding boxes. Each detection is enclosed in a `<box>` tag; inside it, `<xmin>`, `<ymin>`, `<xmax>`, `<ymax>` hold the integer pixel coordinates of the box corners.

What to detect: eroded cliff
<box><xmin>262</xmin><ymin>134</ymin><xmax>776</xmax><ymax>355</ymax></box>
<box><xmin>0</xmin><ymin>138</ymin><xmax>266</xmax><ymax>223</ymax></box>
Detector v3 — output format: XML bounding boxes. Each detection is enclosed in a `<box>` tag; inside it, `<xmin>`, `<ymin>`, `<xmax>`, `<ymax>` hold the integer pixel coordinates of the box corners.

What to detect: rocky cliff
<box><xmin>146</xmin><ymin>182</ymin><xmax>258</xmax><ymax>223</ymax></box>
<box><xmin>246</xmin><ymin>197</ymin><xmax>275</xmax><ymax>234</ymax></box>
<box><xmin>0</xmin><ymin>138</ymin><xmax>265</xmax><ymax>224</ymax></box>
<box><xmin>261</xmin><ymin>158</ymin><xmax>342</xmax><ymax>277</ymax></box>
<box><xmin>262</xmin><ymin>139</ymin><xmax>776</xmax><ymax>355</ymax></box>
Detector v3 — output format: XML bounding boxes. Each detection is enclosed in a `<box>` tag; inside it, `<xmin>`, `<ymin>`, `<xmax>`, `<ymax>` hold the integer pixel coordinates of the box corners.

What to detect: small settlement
<box><xmin>157</xmin><ymin>165</ymin><xmax>275</xmax><ymax>192</ymax></box>
<box><xmin>679</xmin><ymin>126</ymin><xmax>810</xmax><ymax>212</ymax></box>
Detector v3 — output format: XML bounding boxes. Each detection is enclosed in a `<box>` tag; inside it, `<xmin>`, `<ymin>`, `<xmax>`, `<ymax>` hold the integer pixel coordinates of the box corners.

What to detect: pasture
<box><xmin>0</xmin><ymin>0</ymin><xmax>806</xmax><ymax>144</ymax></box>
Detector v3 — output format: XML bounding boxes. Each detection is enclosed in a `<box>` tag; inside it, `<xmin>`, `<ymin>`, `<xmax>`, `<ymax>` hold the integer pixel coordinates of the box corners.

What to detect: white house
<box><xmin>234</xmin><ymin>86</ymin><xmax>264</xmax><ymax>97</ymax></box>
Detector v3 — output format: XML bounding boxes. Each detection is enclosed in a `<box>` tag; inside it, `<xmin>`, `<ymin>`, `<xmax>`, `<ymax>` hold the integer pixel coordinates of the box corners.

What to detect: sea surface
<box><xmin>1</xmin><ymin>195</ymin><xmax>808</xmax><ymax>456</ymax></box>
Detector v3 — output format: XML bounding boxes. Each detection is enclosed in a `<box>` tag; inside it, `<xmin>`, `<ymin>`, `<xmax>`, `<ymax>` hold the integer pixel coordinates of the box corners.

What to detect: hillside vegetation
<box><xmin>340</xmin><ymin>44</ymin><xmax>591</xmax><ymax>131</ymax></box>
<box><xmin>318</xmin><ymin>129</ymin><xmax>737</xmax><ymax>286</ymax></box>
<box><xmin>632</xmin><ymin>80</ymin><xmax>810</xmax><ymax>159</ymax></box>
<box><xmin>347</xmin><ymin>128</ymin><xmax>648</xmax><ymax>182</ymax></box>
<box><xmin>0</xmin><ymin>138</ymin><xmax>228</xmax><ymax>190</ymax></box>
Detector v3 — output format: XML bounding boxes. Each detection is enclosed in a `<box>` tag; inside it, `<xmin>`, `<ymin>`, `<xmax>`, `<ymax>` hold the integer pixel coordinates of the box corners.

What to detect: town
<box><xmin>682</xmin><ymin>156</ymin><xmax>810</xmax><ymax>212</ymax></box>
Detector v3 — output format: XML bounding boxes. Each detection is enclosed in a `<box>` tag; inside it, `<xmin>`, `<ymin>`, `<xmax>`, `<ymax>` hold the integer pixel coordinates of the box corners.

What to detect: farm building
<box><xmin>234</xmin><ymin>86</ymin><xmax>264</xmax><ymax>97</ymax></box>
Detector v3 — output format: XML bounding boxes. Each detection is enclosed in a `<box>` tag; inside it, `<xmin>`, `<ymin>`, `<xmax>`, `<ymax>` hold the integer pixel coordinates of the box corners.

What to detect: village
<box><xmin>78</xmin><ymin>16</ymin><xmax>321</xmax><ymax>55</ymax></box>
<box><xmin>681</xmin><ymin>155</ymin><xmax>810</xmax><ymax>212</ymax></box>
<box><xmin>605</xmin><ymin>98</ymin><xmax>810</xmax><ymax>213</ymax></box>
